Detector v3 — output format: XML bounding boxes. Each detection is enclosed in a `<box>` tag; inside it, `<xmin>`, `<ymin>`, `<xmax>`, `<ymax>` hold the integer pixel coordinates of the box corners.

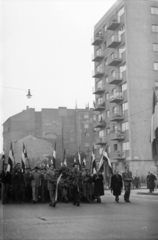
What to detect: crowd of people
<box><xmin>0</xmin><ymin>162</ymin><xmax>104</xmax><ymax>207</ymax></box>
<box><xmin>0</xmin><ymin>162</ymin><xmax>157</xmax><ymax>207</ymax></box>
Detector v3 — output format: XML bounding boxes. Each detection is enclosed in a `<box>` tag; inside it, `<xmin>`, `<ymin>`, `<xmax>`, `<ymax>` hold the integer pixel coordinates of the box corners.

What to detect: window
<box><xmin>85</xmin><ymin>143</ymin><xmax>90</xmax><ymax>147</ymax></box>
<box><xmin>117</xmin><ymin>6</ymin><xmax>124</xmax><ymax>18</ymax></box>
<box><xmin>151</xmin><ymin>7</ymin><xmax>158</xmax><ymax>15</ymax></box>
<box><xmin>118</xmin><ymin>44</ymin><xmax>126</xmax><ymax>55</ymax></box>
<box><xmin>113</xmin><ymin>144</ymin><xmax>118</xmax><ymax>151</ymax></box>
<box><xmin>106</xmin><ymin>92</ymin><xmax>109</xmax><ymax>100</ymax></box>
<box><xmin>154</xmin><ymin>62</ymin><xmax>158</xmax><ymax>70</ymax></box>
<box><xmin>152</xmin><ymin>25</ymin><xmax>158</xmax><ymax>33</ymax></box>
<box><xmin>84</xmin><ymin>114</ymin><xmax>89</xmax><ymax>119</ymax></box>
<box><xmin>121</xmin><ymin>82</ymin><xmax>127</xmax><ymax>91</ymax></box>
<box><xmin>112</xmin><ymin>70</ymin><xmax>116</xmax><ymax>77</ymax></box>
<box><xmin>104</xmin><ymin>24</ymin><xmax>107</xmax><ymax>31</ymax></box>
<box><xmin>113</xmin><ymin>106</ymin><xmax>117</xmax><ymax>114</ymax></box>
<box><xmin>121</xmin><ymin>121</ymin><xmax>129</xmax><ymax>131</ymax></box>
<box><xmin>99</xmin><ymin>130</ymin><xmax>104</xmax><ymax>137</ymax></box>
<box><xmin>97</xmin><ymin>96</ymin><xmax>103</xmax><ymax>105</ymax></box>
<box><xmin>153</xmin><ymin>43</ymin><xmax>158</xmax><ymax>52</ymax></box>
<box><xmin>105</xmin><ymin>59</ymin><xmax>108</xmax><ymax>66</ymax></box>
<box><xmin>98</xmin><ymin>113</ymin><xmax>104</xmax><ymax>121</ymax></box>
<box><xmin>118</xmin><ymin>25</ymin><xmax>125</xmax><ymax>35</ymax></box>
<box><xmin>93</xmin><ymin>115</ymin><xmax>96</xmax><ymax>121</ymax></box>
<box><xmin>106</xmin><ymin>110</ymin><xmax>110</xmax><ymax>118</ymax></box>
<box><xmin>85</xmin><ymin>132</ymin><xmax>90</xmax><ymax>137</ymax></box>
<box><xmin>122</xmin><ymin>102</ymin><xmax>128</xmax><ymax>111</ymax></box>
<box><xmin>106</xmin><ymin>128</ymin><xmax>110</xmax><ymax>136</ymax></box>
<box><xmin>123</xmin><ymin>142</ymin><xmax>130</xmax><ymax>151</ymax></box>
<box><xmin>119</xmin><ymin>63</ymin><xmax>126</xmax><ymax>73</ymax></box>
<box><xmin>105</xmin><ymin>76</ymin><xmax>108</xmax><ymax>83</ymax></box>
<box><xmin>84</xmin><ymin>123</ymin><xmax>89</xmax><ymax>129</ymax></box>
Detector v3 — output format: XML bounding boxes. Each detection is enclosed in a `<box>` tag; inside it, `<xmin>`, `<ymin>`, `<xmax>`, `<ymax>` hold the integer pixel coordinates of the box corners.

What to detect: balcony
<box><xmin>109</xmin><ymin>92</ymin><xmax>123</xmax><ymax>103</ymax></box>
<box><xmin>92</xmin><ymin>84</ymin><xmax>105</xmax><ymax>95</ymax></box>
<box><xmin>111</xmin><ymin>111</ymin><xmax>124</xmax><ymax>121</ymax></box>
<box><xmin>96</xmin><ymin>136</ymin><xmax>107</xmax><ymax>145</ymax></box>
<box><xmin>93</xmin><ymin>101</ymin><xmax>105</xmax><ymax>111</ymax></box>
<box><xmin>111</xmin><ymin>131</ymin><xmax>125</xmax><ymax>141</ymax></box>
<box><xmin>107</xmin><ymin>53</ymin><xmax>122</xmax><ymax>66</ymax></box>
<box><xmin>111</xmin><ymin>151</ymin><xmax>126</xmax><ymax>160</ymax></box>
<box><xmin>92</xmin><ymin>50</ymin><xmax>104</xmax><ymax>62</ymax></box>
<box><xmin>91</xmin><ymin>34</ymin><xmax>103</xmax><ymax>46</ymax></box>
<box><xmin>94</xmin><ymin>120</ymin><xmax>106</xmax><ymax>129</ymax></box>
<box><xmin>106</xmin><ymin>34</ymin><xmax>121</xmax><ymax>48</ymax></box>
<box><xmin>107</xmin><ymin>15</ymin><xmax>121</xmax><ymax>31</ymax></box>
<box><xmin>109</xmin><ymin>72</ymin><xmax>123</xmax><ymax>85</ymax></box>
<box><xmin>92</xmin><ymin>68</ymin><xmax>104</xmax><ymax>78</ymax></box>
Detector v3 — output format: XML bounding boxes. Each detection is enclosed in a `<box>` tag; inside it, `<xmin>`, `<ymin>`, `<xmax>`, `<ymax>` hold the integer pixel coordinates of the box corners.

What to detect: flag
<box><xmin>53</xmin><ymin>142</ymin><xmax>56</xmax><ymax>168</ymax></box>
<box><xmin>21</xmin><ymin>143</ymin><xmax>27</xmax><ymax>173</ymax></box>
<box><xmin>7</xmin><ymin>143</ymin><xmax>15</xmax><ymax>172</ymax></box>
<box><xmin>78</xmin><ymin>151</ymin><xmax>81</xmax><ymax>165</ymax></box>
<box><xmin>82</xmin><ymin>158</ymin><xmax>86</xmax><ymax>167</ymax></box>
<box><xmin>99</xmin><ymin>149</ymin><xmax>113</xmax><ymax>174</ymax></box>
<box><xmin>91</xmin><ymin>146</ymin><xmax>97</xmax><ymax>174</ymax></box>
<box><xmin>151</xmin><ymin>89</ymin><xmax>158</xmax><ymax>160</ymax></box>
<box><xmin>74</xmin><ymin>157</ymin><xmax>76</xmax><ymax>163</ymax></box>
<box><xmin>1</xmin><ymin>152</ymin><xmax>5</xmax><ymax>168</ymax></box>
<box><xmin>55</xmin><ymin>173</ymin><xmax>62</xmax><ymax>202</ymax></box>
<box><xmin>63</xmin><ymin>149</ymin><xmax>67</xmax><ymax>166</ymax></box>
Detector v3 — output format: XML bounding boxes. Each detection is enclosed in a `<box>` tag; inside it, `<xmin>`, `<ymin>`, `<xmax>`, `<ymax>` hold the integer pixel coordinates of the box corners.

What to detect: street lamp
<box><xmin>26</xmin><ymin>89</ymin><xmax>32</xmax><ymax>99</ymax></box>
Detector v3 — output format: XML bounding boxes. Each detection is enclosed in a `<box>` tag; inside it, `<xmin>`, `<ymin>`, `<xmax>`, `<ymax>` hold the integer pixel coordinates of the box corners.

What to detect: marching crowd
<box><xmin>0</xmin><ymin>162</ymin><xmax>157</xmax><ymax>207</ymax></box>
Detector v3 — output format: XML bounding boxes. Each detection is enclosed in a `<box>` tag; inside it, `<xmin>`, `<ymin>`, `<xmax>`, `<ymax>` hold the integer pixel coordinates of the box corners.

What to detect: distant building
<box><xmin>3</xmin><ymin>107</ymin><xmax>97</xmax><ymax>167</ymax></box>
<box><xmin>92</xmin><ymin>0</ymin><xmax>158</xmax><ymax>179</ymax></box>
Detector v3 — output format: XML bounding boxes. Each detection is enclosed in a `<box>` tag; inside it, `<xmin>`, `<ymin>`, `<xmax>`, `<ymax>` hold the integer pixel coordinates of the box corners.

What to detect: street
<box><xmin>0</xmin><ymin>188</ymin><xmax>158</xmax><ymax>240</ymax></box>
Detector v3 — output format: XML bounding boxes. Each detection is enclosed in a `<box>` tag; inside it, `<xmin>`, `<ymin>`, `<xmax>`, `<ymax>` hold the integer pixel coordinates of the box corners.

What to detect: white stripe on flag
<box><xmin>55</xmin><ymin>173</ymin><xmax>62</xmax><ymax>201</ymax></box>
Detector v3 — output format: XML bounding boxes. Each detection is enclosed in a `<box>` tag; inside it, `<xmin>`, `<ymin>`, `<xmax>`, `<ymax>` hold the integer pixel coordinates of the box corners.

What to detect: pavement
<box><xmin>0</xmin><ymin>188</ymin><xmax>158</xmax><ymax>240</ymax></box>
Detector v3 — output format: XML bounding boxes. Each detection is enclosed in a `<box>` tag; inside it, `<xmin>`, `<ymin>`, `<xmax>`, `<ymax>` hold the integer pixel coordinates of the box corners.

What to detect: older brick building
<box><xmin>3</xmin><ymin>107</ymin><xmax>96</xmax><ymax>167</ymax></box>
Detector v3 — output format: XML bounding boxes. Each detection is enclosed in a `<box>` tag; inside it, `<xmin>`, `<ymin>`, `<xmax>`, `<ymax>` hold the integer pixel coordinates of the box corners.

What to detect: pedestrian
<box><xmin>46</xmin><ymin>164</ymin><xmax>56</xmax><ymax>207</ymax></box>
<box><xmin>148</xmin><ymin>172</ymin><xmax>157</xmax><ymax>193</ymax></box>
<box><xmin>122</xmin><ymin>166</ymin><xmax>133</xmax><ymax>203</ymax></box>
<box><xmin>146</xmin><ymin>171</ymin><xmax>150</xmax><ymax>190</ymax></box>
<box><xmin>40</xmin><ymin>167</ymin><xmax>48</xmax><ymax>203</ymax></box>
<box><xmin>0</xmin><ymin>163</ymin><xmax>11</xmax><ymax>204</ymax></box>
<box><xmin>110</xmin><ymin>169</ymin><xmax>123</xmax><ymax>203</ymax></box>
<box><xmin>93</xmin><ymin>172</ymin><xmax>104</xmax><ymax>203</ymax></box>
<box><xmin>24</xmin><ymin>167</ymin><xmax>32</xmax><ymax>202</ymax></box>
<box><xmin>134</xmin><ymin>175</ymin><xmax>141</xmax><ymax>189</ymax></box>
<box><xmin>71</xmin><ymin>163</ymin><xmax>81</xmax><ymax>206</ymax></box>
<box><xmin>12</xmin><ymin>163</ymin><xmax>24</xmax><ymax>203</ymax></box>
<box><xmin>30</xmin><ymin>166</ymin><xmax>41</xmax><ymax>203</ymax></box>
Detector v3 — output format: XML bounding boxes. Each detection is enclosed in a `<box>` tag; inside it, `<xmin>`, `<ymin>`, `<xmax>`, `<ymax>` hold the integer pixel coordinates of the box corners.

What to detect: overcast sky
<box><xmin>0</xmin><ymin>0</ymin><xmax>116</xmax><ymax>152</ymax></box>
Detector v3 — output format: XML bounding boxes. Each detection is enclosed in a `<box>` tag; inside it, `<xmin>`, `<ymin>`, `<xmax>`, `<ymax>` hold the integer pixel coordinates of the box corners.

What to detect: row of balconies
<box><xmin>96</xmin><ymin>131</ymin><xmax>125</xmax><ymax>144</ymax></box>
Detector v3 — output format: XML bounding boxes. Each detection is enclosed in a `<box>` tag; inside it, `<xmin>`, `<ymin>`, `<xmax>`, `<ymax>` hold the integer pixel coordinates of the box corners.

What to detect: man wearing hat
<box><xmin>122</xmin><ymin>166</ymin><xmax>133</xmax><ymax>202</ymax></box>
<box><xmin>30</xmin><ymin>166</ymin><xmax>41</xmax><ymax>203</ymax></box>
<box><xmin>0</xmin><ymin>163</ymin><xmax>11</xmax><ymax>204</ymax></box>
<box><xmin>46</xmin><ymin>164</ymin><xmax>56</xmax><ymax>207</ymax></box>
<box><xmin>71</xmin><ymin>163</ymin><xmax>82</xmax><ymax>206</ymax></box>
<box><xmin>24</xmin><ymin>167</ymin><xmax>32</xmax><ymax>202</ymax></box>
<box><xmin>12</xmin><ymin>163</ymin><xmax>24</xmax><ymax>203</ymax></box>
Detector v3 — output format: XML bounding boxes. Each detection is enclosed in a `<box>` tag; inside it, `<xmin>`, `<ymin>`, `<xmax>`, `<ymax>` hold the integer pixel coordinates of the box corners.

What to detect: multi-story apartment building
<box><xmin>3</xmin><ymin>107</ymin><xmax>96</xmax><ymax>166</ymax></box>
<box><xmin>92</xmin><ymin>0</ymin><xmax>158</xmax><ymax>179</ymax></box>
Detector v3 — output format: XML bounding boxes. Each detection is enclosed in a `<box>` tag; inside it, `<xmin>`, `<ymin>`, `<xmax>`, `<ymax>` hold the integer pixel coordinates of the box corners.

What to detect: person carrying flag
<box><xmin>46</xmin><ymin>164</ymin><xmax>56</xmax><ymax>207</ymax></box>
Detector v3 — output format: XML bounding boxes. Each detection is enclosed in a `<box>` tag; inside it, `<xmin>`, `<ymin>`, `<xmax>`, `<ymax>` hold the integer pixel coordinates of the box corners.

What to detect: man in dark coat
<box><xmin>122</xmin><ymin>166</ymin><xmax>133</xmax><ymax>202</ymax></box>
<box><xmin>46</xmin><ymin>164</ymin><xmax>56</xmax><ymax>207</ymax></box>
<box><xmin>148</xmin><ymin>172</ymin><xmax>157</xmax><ymax>193</ymax></box>
<box><xmin>0</xmin><ymin>163</ymin><xmax>11</xmax><ymax>204</ymax></box>
<box><xmin>93</xmin><ymin>172</ymin><xmax>104</xmax><ymax>203</ymax></box>
<box><xmin>12</xmin><ymin>163</ymin><xmax>24</xmax><ymax>203</ymax></box>
<box><xmin>71</xmin><ymin>163</ymin><xmax>82</xmax><ymax>206</ymax></box>
<box><xmin>110</xmin><ymin>170</ymin><xmax>123</xmax><ymax>202</ymax></box>
<box><xmin>24</xmin><ymin>167</ymin><xmax>32</xmax><ymax>202</ymax></box>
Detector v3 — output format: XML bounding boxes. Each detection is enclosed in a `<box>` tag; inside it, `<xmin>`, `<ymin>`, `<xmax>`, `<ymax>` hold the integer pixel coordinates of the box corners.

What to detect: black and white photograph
<box><xmin>0</xmin><ymin>0</ymin><xmax>158</xmax><ymax>239</ymax></box>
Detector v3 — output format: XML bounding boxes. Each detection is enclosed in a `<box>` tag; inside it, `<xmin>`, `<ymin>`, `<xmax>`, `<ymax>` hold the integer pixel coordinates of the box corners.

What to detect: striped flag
<box><xmin>21</xmin><ymin>143</ymin><xmax>27</xmax><ymax>173</ymax></box>
<box><xmin>82</xmin><ymin>158</ymin><xmax>86</xmax><ymax>167</ymax></box>
<box><xmin>53</xmin><ymin>142</ymin><xmax>56</xmax><ymax>168</ymax></box>
<box><xmin>7</xmin><ymin>143</ymin><xmax>15</xmax><ymax>172</ymax></box>
<box><xmin>78</xmin><ymin>150</ymin><xmax>81</xmax><ymax>165</ymax></box>
<box><xmin>63</xmin><ymin>149</ymin><xmax>67</xmax><ymax>166</ymax></box>
<box><xmin>98</xmin><ymin>149</ymin><xmax>113</xmax><ymax>174</ymax></box>
<box><xmin>1</xmin><ymin>152</ymin><xmax>5</xmax><ymax>169</ymax></box>
<box><xmin>91</xmin><ymin>146</ymin><xmax>97</xmax><ymax>174</ymax></box>
<box><xmin>151</xmin><ymin>89</ymin><xmax>158</xmax><ymax>160</ymax></box>
<box><xmin>55</xmin><ymin>173</ymin><xmax>62</xmax><ymax>202</ymax></box>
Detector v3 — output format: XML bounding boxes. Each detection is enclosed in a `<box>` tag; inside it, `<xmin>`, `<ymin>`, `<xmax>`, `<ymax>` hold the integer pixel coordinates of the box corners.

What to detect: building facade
<box><xmin>92</xmin><ymin>0</ymin><xmax>158</xmax><ymax>178</ymax></box>
<box><xmin>3</xmin><ymin>107</ymin><xmax>96</xmax><ymax>166</ymax></box>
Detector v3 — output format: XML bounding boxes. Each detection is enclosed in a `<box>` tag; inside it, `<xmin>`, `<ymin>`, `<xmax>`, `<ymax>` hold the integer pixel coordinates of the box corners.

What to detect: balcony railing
<box><xmin>94</xmin><ymin>120</ymin><xmax>106</xmax><ymax>129</ymax></box>
<box><xmin>92</xmin><ymin>50</ymin><xmax>104</xmax><ymax>62</ymax></box>
<box><xmin>111</xmin><ymin>111</ymin><xmax>124</xmax><ymax>121</ymax></box>
<box><xmin>111</xmin><ymin>131</ymin><xmax>125</xmax><ymax>141</ymax></box>
<box><xmin>92</xmin><ymin>84</ymin><xmax>105</xmax><ymax>94</ymax></box>
<box><xmin>109</xmin><ymin>92</ymin><xmax>123</xmax><ymax>103</ymax></box>
<box><xmin>93</xmin><ymin>101</ymin><xmax>105</xmax><ymax>111</ymax></box>
<box><xmin>107</xmin><ymin>53</ymin><xmax>122</xmax><ymax>66</ymax></box>
<box><xmin>92</xmin><ymin>68</ymin><xmax>104</xmax><ymax>78</ymax></box>
<box><xmin>91</xmin><ymin>34</ymin><xmax>103</xmax><ymax>46</ymax></box>
<box><xmin>111</xmin><ymin>151</ymin><xmax>126</xmax><ymax>160</ymax></box>
<box><xmin>96</xmin><ymin>136</ymin><xmax>107</xmax><ymax>145</ymax></box>
<box><xmin>107</xmin><ymin>15</ymin><xmax>121</xmax><ymax>31</ymax></box>
<box><xmin>109</xmin><ymin>72</ymin><xmax>123</xmax><ymax>85</ymax></box>
<box><xmin>106</xmin><ymin>34</ymin><xmax>121</xmax><ymax>48</ymax></box>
